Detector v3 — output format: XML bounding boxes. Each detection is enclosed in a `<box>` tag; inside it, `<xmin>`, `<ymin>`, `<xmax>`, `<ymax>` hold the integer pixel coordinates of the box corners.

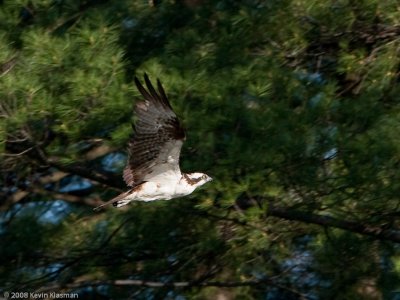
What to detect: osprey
<box><xmin>95</xmin><ymin>74</ymin><xmax>212</xmax><ymax>210</ymax></box>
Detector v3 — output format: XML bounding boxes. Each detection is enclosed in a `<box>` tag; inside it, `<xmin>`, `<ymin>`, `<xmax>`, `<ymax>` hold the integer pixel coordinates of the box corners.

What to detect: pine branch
<box><xmin>0</xmin><ymin>56</ymin><xmax>18</xmax><ymax>76</ymax></box>
<box><xmin>46</xmin><ymin>157</ymin><xmax>123</xmax><ymax>189</ymax></box>
<box><xmin>1</xmin><ymin>144</ymin><xmax>121</xmax><ymax>210</ymax></box>
<box><xmin>31</xmin><ymin>187</ymin><xmax>104</xmax><ymax>207</ymax></box>
<box><xmin>38</xmin><ymin>278</ymin><xmax>308</xmax><ymax>299</ymax></box>
<box><xmin>192</xmin><ymin>204</ymin><xmax>400</xmax><ymax>243</ymax></box>
<box><xmin>17</xmin><ymin>217</ymin><xmax>136</xmax><ymax>289</ymax></box>
<box><xmin>268</xmin><ymin>205</ymin><xmax>400</xmax><ymax>243</ymax></box>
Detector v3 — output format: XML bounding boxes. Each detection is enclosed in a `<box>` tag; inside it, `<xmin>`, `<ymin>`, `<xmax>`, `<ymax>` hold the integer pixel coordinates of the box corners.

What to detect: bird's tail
<box><xmin>93</xmin><ymin>191</ymin><xmax>131</xmax><ymax>211</ymax></box>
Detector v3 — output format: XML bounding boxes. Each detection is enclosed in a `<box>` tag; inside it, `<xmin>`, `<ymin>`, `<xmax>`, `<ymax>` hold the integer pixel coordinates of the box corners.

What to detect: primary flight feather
<box><xmin>95</xmin><ymin>74</ymin><xmax>212</xmax><ymax>210</ymax></box>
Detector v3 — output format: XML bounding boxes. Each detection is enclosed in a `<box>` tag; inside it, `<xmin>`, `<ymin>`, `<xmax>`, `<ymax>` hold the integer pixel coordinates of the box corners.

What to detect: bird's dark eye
<box><xmin>202</xmin><ymin>174</ymin><xmax>207</xmax><ymax>179</ymax></box>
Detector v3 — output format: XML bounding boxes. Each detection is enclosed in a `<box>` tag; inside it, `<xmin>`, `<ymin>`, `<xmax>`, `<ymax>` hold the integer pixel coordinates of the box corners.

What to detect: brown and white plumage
<box><xmin>94</xmin><ymin>74</ymin><xmax>212</xmax><ymax>210</ymax></box>
<box><xmin>122</xmin><ymin>74</ymin><xmax>185</xmax><ymax>187</ymax></box>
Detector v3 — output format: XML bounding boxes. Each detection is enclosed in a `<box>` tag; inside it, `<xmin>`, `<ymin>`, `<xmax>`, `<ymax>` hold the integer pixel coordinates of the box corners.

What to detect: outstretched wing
<box><xmin>123</xmin><ymin>74</ymin><xmax>185</xmax><ymax>187</ymax></box>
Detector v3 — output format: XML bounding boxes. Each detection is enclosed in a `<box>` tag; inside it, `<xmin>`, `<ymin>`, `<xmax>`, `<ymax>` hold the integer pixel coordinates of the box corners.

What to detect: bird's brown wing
<box><xmin>123</xmin><ymin>74</ymin><xmax>185</xmax><ymax>187</ymax></box>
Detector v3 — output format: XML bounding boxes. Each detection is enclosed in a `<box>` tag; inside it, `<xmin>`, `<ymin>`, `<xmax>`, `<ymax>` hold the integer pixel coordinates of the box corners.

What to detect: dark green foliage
<box><xmin>1</xmin><ymin>0</ymin><xmax>400</xmax><ymax>299</ymax></box>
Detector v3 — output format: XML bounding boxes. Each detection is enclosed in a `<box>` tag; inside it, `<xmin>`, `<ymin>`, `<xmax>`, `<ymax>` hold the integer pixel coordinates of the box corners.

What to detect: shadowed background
<box><xmin>1</xmin><ymin>0</ymin><xmax>400</xmax><ymax>299</ymax></box>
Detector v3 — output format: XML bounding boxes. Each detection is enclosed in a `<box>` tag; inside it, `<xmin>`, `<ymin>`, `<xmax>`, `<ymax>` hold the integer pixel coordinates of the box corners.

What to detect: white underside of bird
<box><xmin>113</xmin><ymin>172</ymin><xmax>203</xmax><ymax>207</ymax></box>
<box><xmin>109</xmin><ymin>145</ymin><xmax>211</xmax><ymax>208</ymax></box>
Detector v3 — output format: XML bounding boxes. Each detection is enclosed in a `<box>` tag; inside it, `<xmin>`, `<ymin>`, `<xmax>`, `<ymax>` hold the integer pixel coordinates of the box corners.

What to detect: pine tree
<box><xmin>1</xmin><ymin>0</ymin><xmax>400</xmax><ymax>299</ymax></box>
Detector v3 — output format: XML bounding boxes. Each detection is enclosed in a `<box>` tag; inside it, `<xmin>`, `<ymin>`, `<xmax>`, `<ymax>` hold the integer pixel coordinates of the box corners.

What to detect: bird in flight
<box><xmin>95</xmin><ymin>74</ymin><xmax>212</xmax><ymax>210</ymax></box>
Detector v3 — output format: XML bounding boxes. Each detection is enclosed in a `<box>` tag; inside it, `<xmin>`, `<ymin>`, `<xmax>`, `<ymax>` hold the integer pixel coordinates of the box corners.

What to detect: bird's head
<box><xmin>184</xmin><ymin>172</ymin><xmax>213</xmax><ymax>188</ymax></box>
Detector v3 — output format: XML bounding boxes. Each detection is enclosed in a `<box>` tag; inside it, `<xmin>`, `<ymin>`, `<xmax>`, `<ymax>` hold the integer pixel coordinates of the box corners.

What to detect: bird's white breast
<box><xmin>125</xmin><ymin>177</ymin><xmax>196</xmax><ymax>202</ymax></box>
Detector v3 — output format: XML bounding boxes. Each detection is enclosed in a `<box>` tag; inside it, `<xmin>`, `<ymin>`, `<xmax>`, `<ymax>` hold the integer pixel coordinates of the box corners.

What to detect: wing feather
<box><xmin>123</xmin><ymin>74</ymin><xmax>185</xmax><ymax>187</ymax></box>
